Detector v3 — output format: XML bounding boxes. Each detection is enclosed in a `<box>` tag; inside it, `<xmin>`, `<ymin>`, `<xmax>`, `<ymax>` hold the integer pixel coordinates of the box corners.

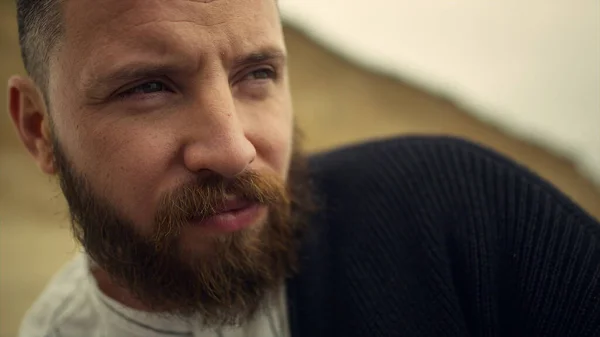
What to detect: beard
<box><xmin>51</xmin><ymin>128</ymin><xmax>314</xmax><ymax>327</ymax></box>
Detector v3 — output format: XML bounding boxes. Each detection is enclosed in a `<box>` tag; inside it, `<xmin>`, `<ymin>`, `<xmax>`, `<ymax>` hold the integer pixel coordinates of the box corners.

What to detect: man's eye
<box><xmin>119</xmin><ymin>81</ymin><xmax>170</xmax><ymax>98</ymax></box>
<box><xmin>243</xmin><ymin>68</ymin><xmax>276</xmax><ymax>81</ymax></box>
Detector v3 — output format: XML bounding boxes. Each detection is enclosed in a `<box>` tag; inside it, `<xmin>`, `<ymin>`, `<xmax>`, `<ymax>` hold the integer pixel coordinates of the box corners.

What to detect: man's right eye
<box><xmin>118</xmin><ymin>81</ymin><xmax>171</xmax><ymax>98</ymax></box>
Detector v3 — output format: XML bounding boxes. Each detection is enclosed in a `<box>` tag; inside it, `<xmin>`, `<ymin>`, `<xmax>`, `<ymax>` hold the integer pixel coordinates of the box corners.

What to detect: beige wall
<box><xmin>281</xmin><ymin>0</ymin><xmax>600</xmax><ymax>187</ymax></box>
<box><xmin>1</xmin><ymin>2</ymin><xmax>598</xmax><ymax>336</ymax></box>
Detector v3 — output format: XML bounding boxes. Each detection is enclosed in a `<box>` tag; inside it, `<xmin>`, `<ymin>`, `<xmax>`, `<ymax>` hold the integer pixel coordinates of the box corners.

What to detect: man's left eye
<box><xmin>243</xmin><ymin>68</ymin><xmax>276</xmax><ymax>81</ymax></box>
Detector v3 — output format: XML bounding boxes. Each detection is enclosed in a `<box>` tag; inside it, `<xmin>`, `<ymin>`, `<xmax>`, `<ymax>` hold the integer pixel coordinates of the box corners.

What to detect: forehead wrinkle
<box><xmin>65</xmin><ymin>0</ymin><xmax>278</xmax><ymax>51</ymax></box>
<box><xmin>103</xmin><ymin>0</ymin><xmax>235</xmax><ymax>31</ymax></box>
<box><xmin>125</xmin><ymin>18</ymin><xmax>230</xmax><ymax>33</ymax></box>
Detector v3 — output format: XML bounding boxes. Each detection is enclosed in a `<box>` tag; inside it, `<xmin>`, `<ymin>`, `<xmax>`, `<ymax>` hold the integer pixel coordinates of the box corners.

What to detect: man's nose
<box><xmin>181</xmin><ymin>79</ymin><xmax>256</xmax><ymax>178</ymax></box>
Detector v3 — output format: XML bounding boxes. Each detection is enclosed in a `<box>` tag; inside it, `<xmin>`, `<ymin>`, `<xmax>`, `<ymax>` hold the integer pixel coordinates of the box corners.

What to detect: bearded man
<box><xmin>7</xmin><ymin>0</ymin><xmax>600</xmax><ymax>336</ymax></box>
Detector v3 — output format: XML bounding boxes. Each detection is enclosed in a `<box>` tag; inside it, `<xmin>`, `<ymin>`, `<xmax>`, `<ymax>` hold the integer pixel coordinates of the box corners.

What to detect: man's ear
<box><xmin>7</xmin><ymin>76</ymin><xmax>56</xmax><ymax>175</ymax></box>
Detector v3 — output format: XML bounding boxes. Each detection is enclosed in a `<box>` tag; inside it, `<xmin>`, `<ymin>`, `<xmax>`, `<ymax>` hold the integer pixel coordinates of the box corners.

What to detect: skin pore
<box><xmin>8</xmin><ymin>0</ymin><xmax>313</xmax><ymax>326</ymax></box>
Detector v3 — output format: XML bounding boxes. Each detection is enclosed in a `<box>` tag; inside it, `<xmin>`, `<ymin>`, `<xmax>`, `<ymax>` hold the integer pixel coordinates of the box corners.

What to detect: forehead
<box><xmin>64</xmin><ymin>0</ymin><xmax>280</xmax><ymax>36</ymax></box>
<box><xmin>56</xmin><ymin>0</ymin><xmax>283</xmax><ymax>86</ymax></box>
<box><xmin>66</xmin><ymin>0</ymin><xmax>278</xmax><ymax>31</ymax></box>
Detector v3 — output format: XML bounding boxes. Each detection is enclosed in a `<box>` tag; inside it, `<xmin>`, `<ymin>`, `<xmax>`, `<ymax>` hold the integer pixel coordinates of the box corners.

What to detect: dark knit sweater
<box><xmin>286</xmin><ymin>136</ymin><xmax>600</xmax><ymax>337</ymax></box>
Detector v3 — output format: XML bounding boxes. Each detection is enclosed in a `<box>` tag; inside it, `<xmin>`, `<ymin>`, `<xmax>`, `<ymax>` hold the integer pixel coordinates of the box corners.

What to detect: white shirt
<box><xmin>19</xmin><ymin>254</ymin><xmax>290</xmax><ymax>337</ymax></box>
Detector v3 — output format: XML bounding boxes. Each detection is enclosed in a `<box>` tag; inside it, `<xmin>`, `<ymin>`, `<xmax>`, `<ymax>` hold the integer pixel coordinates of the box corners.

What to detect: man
<box><xmin>7</xmin><ymin>0</ymin><xmax>600</xmax><ymax>336</ymax></box>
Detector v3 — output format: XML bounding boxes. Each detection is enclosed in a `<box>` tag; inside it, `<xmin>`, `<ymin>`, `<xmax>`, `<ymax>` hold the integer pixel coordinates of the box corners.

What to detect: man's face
<box><xmin>42</xmin><ymin>0</ymin><xmax>307</xmax><ymax>324</ymax></box>
<box><xmin>52</xmin><ymin>0</ymin><xmax>293</xmax><ymax>242</ymax></box>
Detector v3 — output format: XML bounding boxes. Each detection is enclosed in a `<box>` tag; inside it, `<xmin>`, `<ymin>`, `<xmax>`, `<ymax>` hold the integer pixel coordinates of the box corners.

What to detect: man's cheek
<box><xmin>251</xmin><ymin>122</ymin><xmax>291</xmax><ymax>171</ymax></box>
<box><xmin>268</xmin><ymin>131</ymin><xmax>294</xmax><ymax>179</ymax></box>
<box><xmin>85</xmin><ymin>137</ymin><xmax>164</xmax><ymax>206</ymax></box>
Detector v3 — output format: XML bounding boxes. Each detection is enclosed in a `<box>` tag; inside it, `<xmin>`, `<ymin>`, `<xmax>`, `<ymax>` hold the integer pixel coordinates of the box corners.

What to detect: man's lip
<box><xmin>188</xmin><ymin>202</ymin><xmax>266</xmax><ymax>233</ymax></box>
<box><xmin>188</xmin><ymin>198</ymin><xmax>254</xmax><ymax>221</ymax></box>
<box><xmin>216</xmin><ymin>198</ymin><xmax>252</xmax><ymax>214</ymax></box>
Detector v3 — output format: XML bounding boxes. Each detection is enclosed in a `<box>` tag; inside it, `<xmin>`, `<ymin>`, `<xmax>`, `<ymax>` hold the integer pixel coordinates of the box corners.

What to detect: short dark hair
<box><xmin>16</xmin><ymin>0</ymin><xmax>63</xmax><ymax>91</ymax></box>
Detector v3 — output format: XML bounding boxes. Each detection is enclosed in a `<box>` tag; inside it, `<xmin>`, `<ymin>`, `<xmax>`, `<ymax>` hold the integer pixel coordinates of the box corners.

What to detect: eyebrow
<box><xmin>82</xmin><ymin>63</ymin><xmax>186</xmax><ymax>98</ymax></box>
<box><xmin>232</xmin><ymin>49</ymin><xmax>287</xmax><ymax>68</ymax></box>
<box><xmin>82</xmin><ymin>48</ymin><xmax>287</xmax><ymax>98</ymax></box>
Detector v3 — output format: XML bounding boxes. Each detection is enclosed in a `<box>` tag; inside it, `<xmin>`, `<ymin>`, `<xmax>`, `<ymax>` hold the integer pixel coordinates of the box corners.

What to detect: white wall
<box><xmin>280</xmin><ymin>0</ymin><xmax>600</xmax><ymax>187</ymax></box>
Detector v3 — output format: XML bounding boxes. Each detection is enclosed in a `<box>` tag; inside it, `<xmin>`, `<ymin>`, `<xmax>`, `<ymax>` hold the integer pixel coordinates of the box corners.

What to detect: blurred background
<box><xmin>1</xmin><ymin>0</ymin><xmax>599</xmax><ymax>336</ymax></box>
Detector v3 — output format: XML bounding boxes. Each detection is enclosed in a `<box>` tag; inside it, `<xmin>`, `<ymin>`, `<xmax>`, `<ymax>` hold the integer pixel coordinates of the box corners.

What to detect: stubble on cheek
<box><xmin>76</xmin><ymin>123</ymin><xmax>168</xmax><ymax>228</ymax></box>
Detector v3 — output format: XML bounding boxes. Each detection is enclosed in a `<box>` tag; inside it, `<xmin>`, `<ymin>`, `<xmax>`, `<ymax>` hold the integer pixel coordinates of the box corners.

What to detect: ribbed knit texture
<box><xmin>286</xmin><ymin>136</ymin><xmax>600</xmax><ymax>337</ymax></box>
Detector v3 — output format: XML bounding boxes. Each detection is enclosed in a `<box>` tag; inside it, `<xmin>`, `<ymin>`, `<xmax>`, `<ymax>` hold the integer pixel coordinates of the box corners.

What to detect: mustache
<box><xmin>152</xmin><ymin>171</ymin><xmax>289</xmax><ymax>245</ymax></box>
